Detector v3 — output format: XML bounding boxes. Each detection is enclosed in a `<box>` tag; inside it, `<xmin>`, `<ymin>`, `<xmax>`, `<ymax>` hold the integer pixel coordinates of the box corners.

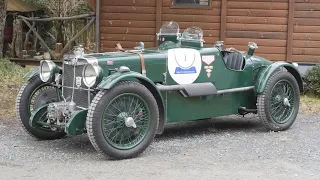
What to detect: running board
<box><xmin>156</xmin><ymin>83</ymin><xmax>254</xmax><ymax>97</ymax></box>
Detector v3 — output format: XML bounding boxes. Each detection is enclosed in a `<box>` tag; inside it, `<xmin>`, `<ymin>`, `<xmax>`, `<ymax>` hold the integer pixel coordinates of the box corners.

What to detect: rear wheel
<box><xmin>86</xmin><ymin>81</ymin><xmax>159</xmax><ymax>160</ymax></box>
<box><xmin>16</xmin><ymin>76</ymin><xmax>66</xmax><ymax>140</ymax></box>
<box><xmin>257</xmin><ymin>71</ymin><xmax>300</xmax><ymax>131</ymax></box>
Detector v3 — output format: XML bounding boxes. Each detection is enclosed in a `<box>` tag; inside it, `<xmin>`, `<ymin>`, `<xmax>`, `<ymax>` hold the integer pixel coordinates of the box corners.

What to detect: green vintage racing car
<box><xmin>16</xmin><ymin>21</ymin><xmax>303</xmax><ymax>160</ymax></box>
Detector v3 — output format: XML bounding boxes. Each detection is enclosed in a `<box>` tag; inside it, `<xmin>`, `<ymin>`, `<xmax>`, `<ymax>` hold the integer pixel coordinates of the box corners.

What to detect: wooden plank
<box><xmin>101</xmin><ymin>0</ymin><xmax>156</xmax><ymax>7</ymax></box>
<box><xmin>227</xmin><ymin>31</ymin><xmax>287</xmax><ymax>40</ymax></box>
<box><xmin>227</xmin><ymin>16</ymin><xmax>287</xmax><ymax>25</ymax></box>
<box><xmin>226</xmin><ymin>38</ymin><xmax>287</xmax><ymax>47</ymax></box>
<box><xmin>293</xmin><ymin>48</ymin><xmax>320</xmax><ymax>56</ymax></box>
<box><xmin>227</xmin><ymin>2</ymin><xmax>288</xmax><ymax>10</ymax></box>
<box><xmin>101</xmin><ymin>47</ymin><xmax>118</xmax><ymax>52</ymax></box>
<box><xmin>294</xmin><ymin>18</ymin><xmax>320</xmax><ymax>26</ymax></box>
<box><xmin>101</xmin><ymin>40</ymin><xmax>155</xmax><ymax>48</ymax></box>
<box><xmin>227</xmin><ymin>9</ymin><xmax>288</xmax><ymax>17</ymax></box>
<box><xmin>101</xmin><ymin>13</ymin><xmax>156</xmax><ymax>21</ymax></box>
<box><xmin>227</xmin><ymin>24</ymin><xmax>287</xmax><ymax>32</ymax></box>
<box><xmin>162</xmin><ymin>0</ymin><xmax>221</xmax><ymax>8</ymax></box>
<box><xmin>100</xmin><ymin>20</ymin><xmax>156</xmax><ymax>28</ymax></box>
<box><xmin>294</xmin><ymin>11</ymin><xmax>320</xmax><ymax>18</ymax></box>
<box><xmin>293</xmin><ymin>40</ymin><xmax>320</xmax><ymax>48</ymax></box>
<box><xmin>293</xmin><ymin>33</ymin><xmax>320</xmax><ymax>41</ymax></box>
<box><xmin>226</xmin><ymin>45</ymin><xmax>286</xmax><ymax>54</ymax></box>
<box><xmin>203</xmin><ymin>37</ymin><xmax>220</xmax><ymax>44</ymax></box>
<box><xmin>294</xmin><ymin>3</ymin><xmax>320</xmax><ymax>11</ymax></box>
<box><xmin>255</xmin><ymin>53</ymin><xmax>286</xmax><ymax>61</ymax></box>
<box><xmin>162</xmin><ymin>7</ymin><xmax>221</xmax><ymax>16</ymax></box>
<box><xmin>203</xmin><ymin>30</ymin><xmax>220</xmax><ymax>37</ymax></box>
<box><xmin>295</xmin><ymin>0</ymin><xmax>320</xmax><ymax>2</ymax></box>
<box><xmin>286</xmin><ymin>0</ymin><xmax>294</xmax><ymax>62</ymax></box>
<box><xmin>220</xmin><ymin>0</ymin><xmax>227</xmax><ymax>44</ymax></box>
<box><xmin>291</xmin><ymin>55</ymin><xmax>320</xmax><ymax>63</ymax></box>
<box><xmin>100</xmin><ymin>6</ymin><xmax>156</xmax><ymax>14</ymax></box>
<box><xmin>175</xmin><ymin>22</ymin><xmax>221</xmax><ymax>30</ymax></box>
<box><xmin>228</xmin><ymin>0</ymin><xmax>288</xmax><ymax>2</ymax></box>
<box><xmin>100</xmin><ymin>27</ymin><xmax>156</xmax><ymax>35</ymax></box>
<box><xmin>156</xmin><ymin>0</ymin><xmax>163</xmax><ymax>44</ymax></box>
<box><xmin>162</xmin><ymin>14</ymin><xmax>220</xmax><ymax>23</ymax></box>
<box><xmin>101</xmin><ymin>34</ymin><xmax>156</xmax><ymax>42</ymax></box>
<box><xmin>294</xmin><ymin>25</ymin><xmax>320</xmax><ymax>33</ymax></box>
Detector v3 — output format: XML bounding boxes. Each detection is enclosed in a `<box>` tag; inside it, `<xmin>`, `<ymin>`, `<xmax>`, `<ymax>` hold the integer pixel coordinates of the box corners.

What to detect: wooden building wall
<box><xmin>161</xmin><ymin>0</ymin><xmax>221</xmax><ymax>46</ymax></box>
<box><xmin>292</xmin><ymin>1</ymin><xmax>320</xmax><ymax>63</ymax></box>
<box><xmin>100</xmin><ymin>0</ymin><xmax>157</xmax><ymax>52</ymax></box>
<box><xmin>98</xmin><ymin>0</ymin><xmax>320</xmax><ymax>64</ymax></box>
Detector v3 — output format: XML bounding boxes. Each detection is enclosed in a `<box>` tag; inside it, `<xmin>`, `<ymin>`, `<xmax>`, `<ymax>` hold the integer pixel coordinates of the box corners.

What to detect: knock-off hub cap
<box><xmin>117</xmin><ymin>112</ymin><xmax>137</xmax><ymax>128</ymax></box>
<box><xmin>283</xmin><ymin>98</ymin><xmax>291</xmax><ymax>107</ymax></box>
<box><xmin>125</xmin><ymin>117</ymin><xmax>137</xmax><ymax>128</ymax></box>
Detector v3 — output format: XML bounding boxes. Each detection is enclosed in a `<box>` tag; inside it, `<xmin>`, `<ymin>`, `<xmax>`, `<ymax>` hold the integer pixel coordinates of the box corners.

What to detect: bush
<box><xmin>305</xmin><ymin>64</ymin><xmax>320</xmax><ymax>97</ymax></box>
<box><xmin>0</xmin><ymin>60</ymin><xmax>30</xmax><ymax>119</ymax></box>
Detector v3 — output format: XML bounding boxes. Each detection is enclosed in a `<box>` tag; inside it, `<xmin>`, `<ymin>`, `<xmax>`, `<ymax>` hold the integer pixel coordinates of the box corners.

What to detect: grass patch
<box><xmin>300</xmin><ymin>94</ymin><xmax>320</xmax><ymax>114</ymax></box>
<box><xmin>0</xmin><ymin>60</ymin><xmax>31</xmax><ymax>118</ymax></box>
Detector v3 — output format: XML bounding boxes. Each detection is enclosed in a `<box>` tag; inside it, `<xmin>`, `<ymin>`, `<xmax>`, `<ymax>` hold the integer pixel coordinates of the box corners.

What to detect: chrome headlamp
<box><xmin>82</xmin><ymin>64</ymin><xmax>103</xmax><ymax>88</ymax></box>
<box><xmin>39</xmin><ymin>60</ymin><xmax>58</xmax><ymax>82</ymax></box>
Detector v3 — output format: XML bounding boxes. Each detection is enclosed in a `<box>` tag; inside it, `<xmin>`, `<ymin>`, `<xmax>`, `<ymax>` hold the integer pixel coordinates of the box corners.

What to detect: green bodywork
<box><xmin>27</xmin><ymin>31</ymin><xmax>303</xmax><ymax>136</ymax></box>
<box><xmin>65</xmin><ymin>110</ymin><xmax>88</xmax><ymax>135</ymax></box>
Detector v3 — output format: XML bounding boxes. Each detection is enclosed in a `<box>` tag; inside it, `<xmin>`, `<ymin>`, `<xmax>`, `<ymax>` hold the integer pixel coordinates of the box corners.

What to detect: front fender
<box><xmin>23</xmin><ymin>67</ymin><xmax>40</xmax><ymax>80</ymax></box>
<box><xmin>255</xmin><ymin>61</ymin><xmax>304</xmax><ymax>94</ymax></box>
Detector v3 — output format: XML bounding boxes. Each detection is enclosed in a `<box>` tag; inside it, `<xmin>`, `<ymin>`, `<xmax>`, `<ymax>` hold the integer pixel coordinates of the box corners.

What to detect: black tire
<box><xmin>257</xmin><ymin>71</ymin><xmax>300</xmax><ymax>131</ymax></box>
<box><xmin>86</xmin><ymin>81</ymin><xmax>159</xmax><ymax>160</ymax></box>
<box><xmin>16</xmin><ymin>76</ymin><xmax>66</xmax><ymax>140</ymax></box>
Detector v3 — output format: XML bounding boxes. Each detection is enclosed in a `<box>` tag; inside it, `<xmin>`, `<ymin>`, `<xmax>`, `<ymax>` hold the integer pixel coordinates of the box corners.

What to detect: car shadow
<box><xmin>155</xmin><ymin>114</ymin><xmax>266</xmax><ymax>141</ymax></box>
<box><xmin>23</xmin><ymin>114</ymin><xmax>265</xmax><ymax>155</ymax></box>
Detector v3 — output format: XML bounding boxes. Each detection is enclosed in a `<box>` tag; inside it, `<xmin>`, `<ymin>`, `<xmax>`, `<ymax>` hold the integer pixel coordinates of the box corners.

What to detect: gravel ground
<box><xmin>0</xmin><ymin>113</ymin><xmax>320</xmax><ymax>180</ymax></box>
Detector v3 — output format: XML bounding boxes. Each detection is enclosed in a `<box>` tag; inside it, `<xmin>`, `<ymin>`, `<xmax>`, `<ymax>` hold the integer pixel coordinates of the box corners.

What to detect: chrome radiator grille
<box><xmin>62</xmin><ymin>64</ymin><xmax>91</xmax><ymax>108</ymax></box>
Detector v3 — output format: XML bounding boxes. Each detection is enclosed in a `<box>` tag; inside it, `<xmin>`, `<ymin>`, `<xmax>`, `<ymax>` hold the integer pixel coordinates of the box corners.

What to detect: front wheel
<box><xmin>16</xmin><ymin>76</ymin><xmax>66</xmax><ymax>140</ymax></box>
<box><xmin>86</xmin><ymin>81</ymin><xmax>159</xmax><ymax>160</ymax></box>
<box><xmin>257</xmin><ymin>71</ymin><xmax>300</xmax><ymax>131</ymax></box>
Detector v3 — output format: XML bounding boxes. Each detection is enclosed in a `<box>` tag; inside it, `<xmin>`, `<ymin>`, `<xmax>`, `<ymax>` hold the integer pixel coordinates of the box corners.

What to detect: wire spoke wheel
<box><xmin>16</xmin><ymin>76</ymin><xmax>66</xmax><ymax>140</ymax></box>
<box><xmin>269</xmin><ymin>80</ymin><xmax>295</xmax><ymax>124</ymax></box>
<box><xmin>257</xmin><ymin>71</ymin><xmax>300</xmax><ymax>131</ymax></box>
<box><xmin>102</xmin><ymin>93</ymin><xmax>151</xmax><ymax>150</ymax></box>
<box><xmin>86</xmin><ymin>81</ymin><xmax>159</xmax><ymax>160</ymax></box>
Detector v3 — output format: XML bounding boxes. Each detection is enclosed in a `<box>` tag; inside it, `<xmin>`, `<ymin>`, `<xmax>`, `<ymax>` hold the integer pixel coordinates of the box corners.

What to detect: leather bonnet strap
<box><xmin>115</xmin><ymin>43</ymin><xmax>146</xmax><ymax>76</ymax></box>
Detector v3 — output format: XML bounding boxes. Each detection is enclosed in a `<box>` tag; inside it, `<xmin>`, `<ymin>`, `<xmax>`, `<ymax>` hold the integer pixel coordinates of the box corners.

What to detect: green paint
<box><xmin>29</xmin><ymin>104</ymin><xmax>54</xmax><ymax>132</ymax></box>
<box><xmin>26</xmin><ymin>23</ymin><xmax>303</xmax><ymax>134</ymax></box>
<box><xmin>65</xmin><ymin>110</ymin><xmax>88</xmax><ymax>136</ymax></box>
<box><xmin>84</xmin><ymin>43</ymin><xmax>301</xmax><ymax>125</ymax></box>
<box><xmin>255</xmin><ymin>61</ymin><xmax>303</xmax><ymax>93</ymax></box>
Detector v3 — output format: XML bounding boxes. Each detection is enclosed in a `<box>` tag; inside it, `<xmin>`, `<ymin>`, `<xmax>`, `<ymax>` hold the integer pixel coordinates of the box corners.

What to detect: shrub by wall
<box><xmin>305</xmin><ymin>64</ymin><xmax>320</xmax><ymax>97</ymax></box>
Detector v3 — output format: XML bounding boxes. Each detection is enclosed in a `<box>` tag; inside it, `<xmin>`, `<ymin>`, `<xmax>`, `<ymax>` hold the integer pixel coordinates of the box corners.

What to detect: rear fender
<box><xmin>255</xmin><ymin>62</ymin><xmax>304</xmax><ymax>94</ymax></box>
<box><xmin>97</xmin><ymin>71</ymin><xmax>166</xmax><ymax>134</ymax></box>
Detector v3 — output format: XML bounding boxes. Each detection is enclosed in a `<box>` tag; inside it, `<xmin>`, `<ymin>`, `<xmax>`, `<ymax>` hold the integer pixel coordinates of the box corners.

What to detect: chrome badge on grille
<box><xmin>76</xmin><ymin>77</ymin><xmax>82</xmax><ymax>87</ymax></box>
